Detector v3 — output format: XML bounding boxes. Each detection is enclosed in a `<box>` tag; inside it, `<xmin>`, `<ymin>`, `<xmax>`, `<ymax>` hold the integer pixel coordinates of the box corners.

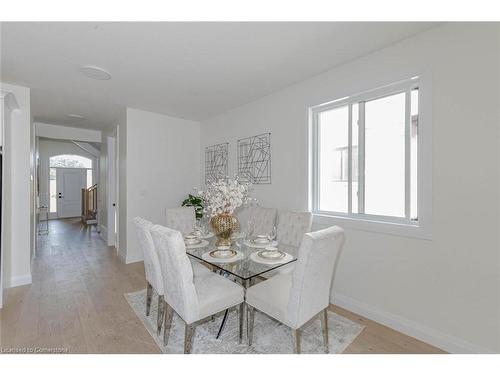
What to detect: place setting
<box><xmin>240</xmin><ymin>226</ymin><xmax>293</xmax><ymax>265</ymax></box>
<box><xmin>191</xmin><ymin>227</ymin><xmax>214</xmax><ymax>239</ymax></box>
<box><xmin>250</xmin><ymin>245</ymin><xmax>294</xmax><ymax>265</ymax></box>
<box><xmin>201</xmin><ymin>245</ymin><xmax>244</xmax><ymax>264</ymax></box>
<box><xmin>183</xmin><ymin>233</ymin><xmax>209</xmax><ymax>249</ymax></box>
<box><xmin>244</xmin><ymin>226</ymin><xmax>278</xmax><ymax>249</ymax></box>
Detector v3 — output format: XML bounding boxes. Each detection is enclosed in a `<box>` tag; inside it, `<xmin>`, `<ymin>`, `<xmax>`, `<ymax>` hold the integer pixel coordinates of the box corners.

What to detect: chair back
<box><xmin>132</xmin><ymin>217</ymin><xmax>164</xmax><ymax>295</ymax></box>
<box><xmin>165</xmin><ymin>206</ymin><xmax>196</xmax><ymax>234</ymax></box>
<box><xmin>287</xmin><ymin>226</ymin><xmax>345</xmax><ymax>329</ymax></box>
<box><xmin>150</xmin><ymin>224</ymin><xmax>200</xmax><ymax>324</ymax></box>
<box><xmin>245</xmin><ymin>207</ymin><xmax>277</xmax><ymax>237</ymax></box>
<box><xmin>276</xmin><ymin>211</ymin><xmax>312</xmax><ymax>249</ymax></box>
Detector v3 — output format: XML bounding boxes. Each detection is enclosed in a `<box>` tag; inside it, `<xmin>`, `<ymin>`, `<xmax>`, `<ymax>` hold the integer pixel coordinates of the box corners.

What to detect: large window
<box><xmin>311</xmin><ymin>78</ymin><xmax>419</xmax><ymax>226</ymax></box>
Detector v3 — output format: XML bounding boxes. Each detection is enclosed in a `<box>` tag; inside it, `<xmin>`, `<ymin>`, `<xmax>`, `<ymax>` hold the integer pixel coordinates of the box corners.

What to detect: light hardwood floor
<box><xmin>0</xmin><ymin>218</ymin><xmax>445</xmax><ymax>354</ymax></box>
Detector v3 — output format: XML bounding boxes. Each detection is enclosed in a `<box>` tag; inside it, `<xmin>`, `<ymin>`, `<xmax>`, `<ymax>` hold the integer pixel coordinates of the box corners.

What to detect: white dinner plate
<box><xmin>244</xmin><ymin>239</ymin><xmax>278</xmax><ymax>249</ymax></box>
<box><xmin>185</xmin><ymin>238</ymin><xmax>202</xmax><ymax>245</ymax></box>
<box><xmin>257</xmin><ymin>250</ymin><xmax>286</xmax><ymax>260</ymax></box>
<box><xmin>201</xmin><ymin>249</ymin><xmax>244</xmax><ymax>264</ymax></box>
<box><xmin>250</xmin><ymin>251</ymin><xmax>293</xmax><ymax>265</ymax></box>
<box><xmin>185</xmin><ymin>239</ymin><xmax>209</xmax><ymax>249</ymax></box>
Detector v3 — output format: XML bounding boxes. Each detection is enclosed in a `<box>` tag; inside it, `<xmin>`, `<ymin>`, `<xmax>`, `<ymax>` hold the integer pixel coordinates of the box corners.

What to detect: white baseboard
<box><xmin>117</xmin><ymin>249</ymin><xmax>127</xmax><ymax>263</ymax></box>
<box><xmin>332</xmin><ymin>293</ymin><xmax>495</xmax><ymax>354</ymax></box>
<box><xmin>5</xmin><ymin>274</ymin><xmax>32</xmax><ymax>288</ymax></box>
<box><xmin>116</xmin><ymin>249</ymin><xmax>142</xmax><ymax>264</ymax></box>
<box><xmin>125</xmin><ymin>254</ymin><xmax>143</xmax><ymax>264</ymax></box>
<box><xmin>99</xmin><ymin>225</ymin><xmax>108</xmax><ymax>242</ymax></box>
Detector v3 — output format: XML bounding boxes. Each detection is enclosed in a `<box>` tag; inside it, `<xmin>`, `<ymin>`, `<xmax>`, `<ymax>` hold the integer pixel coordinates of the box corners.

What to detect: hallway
<box><xmin>0</xmin><ymin>219</ymin><xmax>160</xmax><ymax>353</ymax></box>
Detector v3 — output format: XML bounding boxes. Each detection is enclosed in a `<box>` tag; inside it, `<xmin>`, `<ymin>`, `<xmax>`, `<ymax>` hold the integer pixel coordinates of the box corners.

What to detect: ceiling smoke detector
<box><xmin>67</xmin><ymin>114</ymin><xmax>85</xmax><ymax>120</ymax></box>
<box><xmin>80</xmin><ymin>65</ymin><xmax>111</xmax><ymax>80</ymax></box>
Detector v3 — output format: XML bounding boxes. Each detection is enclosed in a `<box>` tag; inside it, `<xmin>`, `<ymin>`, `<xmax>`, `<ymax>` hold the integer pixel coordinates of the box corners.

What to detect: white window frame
<box><xmin>309</xmin><ymin>76</ymin><xmax>432</xmax><ymax>239</ymax></box>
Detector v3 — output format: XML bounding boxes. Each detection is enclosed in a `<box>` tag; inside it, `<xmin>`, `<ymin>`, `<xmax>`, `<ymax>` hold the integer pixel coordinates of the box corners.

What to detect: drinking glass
<box><xmin>267</xmin><ymin>226</ymin><xmax>276</xmax><ymax>244</ymax></box>
<box><xmin>246</xmin><ymin>218</ymin><xmax>255</xmax><ymax>238</ymax></box>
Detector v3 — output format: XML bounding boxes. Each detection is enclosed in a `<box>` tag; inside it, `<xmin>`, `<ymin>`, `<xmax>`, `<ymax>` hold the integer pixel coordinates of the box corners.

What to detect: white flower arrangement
<box><xmin>199</xmin><ymin>175</ymin><xmax>254</xmax><ymax>217</ymax></box>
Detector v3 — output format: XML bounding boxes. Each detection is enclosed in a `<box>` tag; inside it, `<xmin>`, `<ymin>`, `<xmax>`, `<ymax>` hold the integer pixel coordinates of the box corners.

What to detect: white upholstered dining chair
<box><xmin>246</xmin><ymin>226</ymin><xmax>345</xmax><ymax>354</ymax></box>
<box><xmin>262</xmin><ymin>210</ymin><xmax>313</xmax><ymax>278</ymax></box>
<box><xmin>245</xmin><ymin>207</ymin><xmax>277</xmax><ymax>237</ymax></box>
<box><xmin>133</xmin><ymin>217</ymin><xmax>166</xmax><ymax>335</ymax></box>
<box><xmin>150</xmin><ymin>224</ymin><xmax>245</xmax><ymax>354</ymax></box>
<box><xmin>276</xmin><ymin>210</ymin><xmax>313</xmax><ymax>250</ymax></box>
<box><xmin>133</xmin><ymin>217</ymin><xmax>212</xmax><ymax>336</ymax></box>
<box><xmin>165</xmin><ymin>206</ymin><xmax>196</xmax><ymax>234</ymax></box>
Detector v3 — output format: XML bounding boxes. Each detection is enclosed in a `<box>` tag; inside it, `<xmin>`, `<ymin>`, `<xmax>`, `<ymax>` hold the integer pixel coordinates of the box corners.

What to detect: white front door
<box><xmin>56</xmin><ymin>168</ymin><xmax>86</xmax><ymax>218</ymax></box>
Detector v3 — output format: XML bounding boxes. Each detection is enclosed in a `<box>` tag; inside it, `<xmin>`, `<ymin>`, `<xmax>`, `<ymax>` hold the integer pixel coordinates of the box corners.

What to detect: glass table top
<box><xmin>185</xmin><ymin>234</ymin><xmax>297</xmax><ymax>281</ymax></box>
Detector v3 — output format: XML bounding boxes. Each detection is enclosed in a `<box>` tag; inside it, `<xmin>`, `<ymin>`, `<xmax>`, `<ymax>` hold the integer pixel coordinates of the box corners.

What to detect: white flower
<box><xmin>200</xmin><ymin>175</ymin><xmax>255</xmax><ymax>217</ymax></box>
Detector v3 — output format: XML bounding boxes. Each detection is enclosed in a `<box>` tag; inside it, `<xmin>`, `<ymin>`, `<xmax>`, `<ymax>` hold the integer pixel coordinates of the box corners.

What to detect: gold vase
<box><xmin>210</xmin><ymin>213</ymin><xmax>240</xmax><ymax>247</ymax></box>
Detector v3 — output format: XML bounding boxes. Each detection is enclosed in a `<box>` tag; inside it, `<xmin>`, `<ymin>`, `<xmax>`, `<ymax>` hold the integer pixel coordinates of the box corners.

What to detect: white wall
<box><xmin>1</xmin><ymin>82</ymin><xmax>32</xmax><ymax>288</ymax></box>
<box><xmin>119</xmin><ymin>108</ymin><xmax>200</xmax><ymax>263</ymax></box>
<box><xmin>38</xmin><ymin>139</ymin><xmax>98</xmax><ymax>217</ymax></box>
<box><xmin>201</xmin><ymin>24</ymin><xmax>500</xmax><ymax>353</ymax></box>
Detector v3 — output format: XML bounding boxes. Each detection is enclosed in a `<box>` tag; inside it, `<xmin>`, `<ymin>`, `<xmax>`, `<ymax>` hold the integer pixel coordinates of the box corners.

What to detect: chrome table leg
<box><xmin>247</xmin><ymin>304</ymin><xmax>255</xmax><ymax>346</ymax></box>
<box><xmin>238</xmin><ymin>303</ymin><xmax>244</xmax><ymax>344</ymax></box>
<box><xmin>216</xmin><ymin>309</ymin><xmax>229</xmax><ymax>339</ymax></box>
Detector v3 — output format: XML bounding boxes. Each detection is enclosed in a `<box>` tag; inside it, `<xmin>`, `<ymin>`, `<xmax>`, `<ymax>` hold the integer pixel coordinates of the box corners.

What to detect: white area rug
<box><xmin>125</xmin><ymin>289</ymin><xmax>364</xmax><ymax>354</ymax></box>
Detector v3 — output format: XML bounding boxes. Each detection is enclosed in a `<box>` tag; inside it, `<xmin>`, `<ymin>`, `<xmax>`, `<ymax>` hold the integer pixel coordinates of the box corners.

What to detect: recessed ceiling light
<box><xmin>80</xmin><ymin>65</ymin><xmax>111</xmax><ymax>80</ymax></box>
<box><xmin>67</xmin><ymin>114</ymin><xmax>85</xmax><ymax>120</ymax></box>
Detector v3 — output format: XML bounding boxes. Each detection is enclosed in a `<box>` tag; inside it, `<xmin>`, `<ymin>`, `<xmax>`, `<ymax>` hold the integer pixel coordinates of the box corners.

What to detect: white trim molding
<box><xmin>0</xmin><ymin>89</ymin><xmax>20</xmax><ymax>111</ymax></box>
<box><xmin>99</xmin><ymin>224</ymin><xmax>108</xmax><ymax>242</ymax></box>
<box><xmin>309</xmin><ymin>74</ymin><xmax>433</xmax><ymax>240</ymax></box>
<box><xmin>125</xmin><ymin>253</ymin><xmax>144</xmax><ymax>265</ymax></box>
<box><xmin>5</xmin><ymin>274</ymin><xmax>32</xmax><ymax>288</ymax></box>
<box><xmin>331</xmin><ymin>293</ymin><xmax>495</xmax><ymax>354</ymax></box>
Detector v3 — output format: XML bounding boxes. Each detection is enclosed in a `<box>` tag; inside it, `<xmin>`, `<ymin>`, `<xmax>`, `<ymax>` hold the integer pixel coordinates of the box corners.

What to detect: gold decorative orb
<box><xmin>210</xmin><ymin>213</ymin><xmax>240</xmax><ymax>247</ymax></box>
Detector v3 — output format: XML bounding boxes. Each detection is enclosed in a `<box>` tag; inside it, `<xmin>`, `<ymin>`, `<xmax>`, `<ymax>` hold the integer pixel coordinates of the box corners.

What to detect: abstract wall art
<box><xmin>205</xmin><ymin>142</ymin><xmax>229</xmax><ymax>183</ymax></box>
<box><xmin>237</xmin><ymin>133</ymin><xmax>271</xmax><ymax>184</ymax></box>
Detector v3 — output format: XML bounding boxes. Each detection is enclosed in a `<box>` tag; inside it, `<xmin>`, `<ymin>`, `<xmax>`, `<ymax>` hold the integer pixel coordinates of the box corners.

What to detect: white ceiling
<box><xmin>1</xmin><ymin>22</ymin><xmax>438</xmax><ymax>130</ymax></box>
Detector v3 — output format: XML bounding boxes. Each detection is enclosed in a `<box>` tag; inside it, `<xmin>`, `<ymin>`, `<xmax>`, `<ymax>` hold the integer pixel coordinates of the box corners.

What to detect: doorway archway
<box><xmin>49</xmin><ymin>154</ymin><xmax>93</xmax><ymax>218</ymax></box>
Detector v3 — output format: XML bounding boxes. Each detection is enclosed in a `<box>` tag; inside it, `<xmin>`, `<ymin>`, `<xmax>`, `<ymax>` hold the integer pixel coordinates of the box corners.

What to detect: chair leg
<box><xmin>157</xmin><ymin>295</ymin><xmax>165</xmax><ymax>335</ymax></box>
<box><xmin>146</xmin><ymin>282</ymin><xmax>153</xmax><ymax>316</ymax></box>
<box><xmin>184</xmin><ymin>323</ymin><xmax>195</xmax><ymax>354</ymax></box>
<box><xmin>163</xmin><ymin>302</ymin><xmax>173</xmax><ymax>346</ymax></box>
<box><xmin>321</xmin><ymin>309</ymin><xmax>329</xmax><ymax>354</ymax></box>
<box><xmin>247</xmin><ymin>305</ymin><xmax>255</xmax><ymax>346</ymax></box>
<box><xmin>292</xmin><ymin>328</ymin><xmax>301</xmax><ymax>354</ymax></box>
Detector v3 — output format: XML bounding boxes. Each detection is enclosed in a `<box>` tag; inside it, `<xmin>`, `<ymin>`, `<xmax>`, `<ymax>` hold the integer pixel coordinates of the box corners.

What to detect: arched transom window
<box><xmin>49</xmin><ymin>154</ymin><xmax>92</xmax><ymax>169</ymax></box>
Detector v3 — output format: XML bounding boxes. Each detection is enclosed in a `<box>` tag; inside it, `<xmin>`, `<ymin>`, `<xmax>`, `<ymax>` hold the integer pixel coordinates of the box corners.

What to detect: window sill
<box><xmin>313</xmin><ymin>213</ymin><xmax>432</xmax><ymax>240</ymax></box>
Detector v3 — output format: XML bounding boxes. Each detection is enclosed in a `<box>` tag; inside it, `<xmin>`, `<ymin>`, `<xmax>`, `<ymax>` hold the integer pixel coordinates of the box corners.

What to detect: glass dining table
<box><xmin>186</xmin><ymin>234</ymin><xmax>297</xmax><ymax>287</ymax></box>
<box><xmin>185</xmin><ymin>233</ymin><xmax>298</xmax><ymax>339</ymax></box>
